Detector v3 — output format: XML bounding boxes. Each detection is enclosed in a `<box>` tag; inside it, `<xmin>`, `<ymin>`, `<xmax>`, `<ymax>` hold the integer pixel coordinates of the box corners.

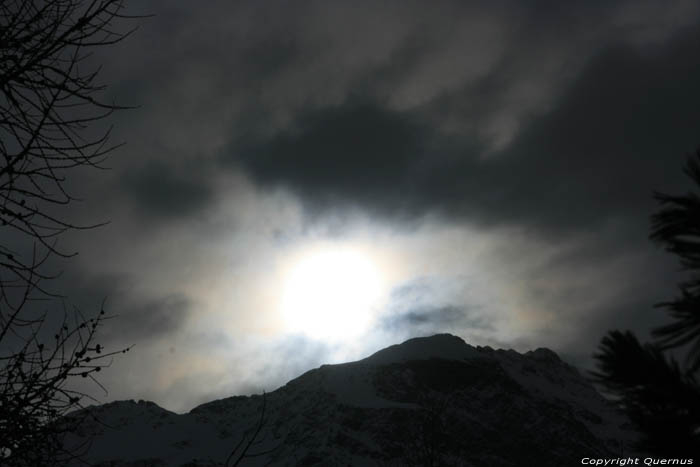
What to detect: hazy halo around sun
<box><xmin>279</xmin><ymin>244</ymin><xmax>385</xmax><ymax>340</ymax></box>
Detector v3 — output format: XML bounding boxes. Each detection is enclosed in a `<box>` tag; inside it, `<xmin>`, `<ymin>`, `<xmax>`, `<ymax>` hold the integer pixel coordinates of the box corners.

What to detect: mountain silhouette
<box><xmin>62</xmin><ymin>334</ymin><xmax>637</xmax><ymax>466</ymax></box>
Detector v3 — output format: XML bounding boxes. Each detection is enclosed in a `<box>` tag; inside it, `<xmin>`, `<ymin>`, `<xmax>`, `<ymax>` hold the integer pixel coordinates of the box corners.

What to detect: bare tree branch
<box><xmin>0</xmin><ymin>1</ymin><xmax>140</xmax><ymax>465</ymax></box>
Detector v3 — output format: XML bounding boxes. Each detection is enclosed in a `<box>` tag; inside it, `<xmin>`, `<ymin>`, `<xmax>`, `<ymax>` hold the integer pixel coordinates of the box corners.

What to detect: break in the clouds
<box><xmin>41</xmin><ymin>0</ymin><xmax>700</xmax><ymax>412</ymax></box>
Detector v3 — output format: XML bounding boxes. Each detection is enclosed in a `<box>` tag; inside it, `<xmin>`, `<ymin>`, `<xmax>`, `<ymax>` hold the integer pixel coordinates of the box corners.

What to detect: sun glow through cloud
<box><xmin>279</xmin><ymin>245</ymin><xmax>385</xmax><ymax>340</ymax></box>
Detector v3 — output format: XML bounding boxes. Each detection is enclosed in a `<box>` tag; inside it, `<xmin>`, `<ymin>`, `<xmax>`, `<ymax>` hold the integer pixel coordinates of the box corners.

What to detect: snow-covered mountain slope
<box><xmin>62</xmin><ymin>334</ymin><xmax>637</xmax><ymax>466</ymax></box>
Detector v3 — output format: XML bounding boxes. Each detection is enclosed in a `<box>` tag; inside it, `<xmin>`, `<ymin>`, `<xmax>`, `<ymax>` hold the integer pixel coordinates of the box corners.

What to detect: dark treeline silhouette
<box><xmin>592</xmin><ymin>150</ymin><xmax>700</xmax><ymax>457</ymax></box>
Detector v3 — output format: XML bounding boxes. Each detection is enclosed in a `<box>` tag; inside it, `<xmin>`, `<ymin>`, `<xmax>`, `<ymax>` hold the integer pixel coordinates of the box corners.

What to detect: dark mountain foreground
<box><xmin>62</xmin><ymin>334</ymin><xmax>637</xmax><ymax>466</ymax></box>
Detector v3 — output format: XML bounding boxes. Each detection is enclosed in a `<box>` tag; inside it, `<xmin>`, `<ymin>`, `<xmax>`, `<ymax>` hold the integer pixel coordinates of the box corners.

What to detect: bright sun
<box><xmin>280</xmin><ymin>246</ymin><xmax>384</xmax><ymax>340</ymax></box>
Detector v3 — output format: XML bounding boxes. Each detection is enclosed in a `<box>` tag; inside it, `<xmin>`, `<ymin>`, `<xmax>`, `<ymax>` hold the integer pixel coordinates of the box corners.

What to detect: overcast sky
<box><xmin>44</xmin><ymin>0</ymin><xmax>700</xmax><ymax>412</ymax></box>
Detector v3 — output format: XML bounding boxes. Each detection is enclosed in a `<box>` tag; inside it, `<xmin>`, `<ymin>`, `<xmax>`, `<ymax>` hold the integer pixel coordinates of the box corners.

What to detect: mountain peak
<box><xmin>62</xmin><ymin>334</ymin><xmax>637</xmax><ymax>466</ymax></box>
<box><xmin>362</xmin><ymin>333</ymin><xmax>482</xmax><ymax>365</ymax></box>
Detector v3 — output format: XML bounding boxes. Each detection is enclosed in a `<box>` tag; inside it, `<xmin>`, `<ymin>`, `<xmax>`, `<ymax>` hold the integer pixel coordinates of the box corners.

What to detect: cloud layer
<box><xmin>28</xmin><ymin>0</ymin><xmax>700</xmax><ymax>412</ymax></box>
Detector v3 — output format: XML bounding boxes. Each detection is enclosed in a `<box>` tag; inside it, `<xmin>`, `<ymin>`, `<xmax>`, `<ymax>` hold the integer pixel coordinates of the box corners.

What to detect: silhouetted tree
<box><xmin>0</xmin><ymin>1</ymin><xmax>137</xmax><ymax>465</ymax></box>
<box><xmin>592</xmin><ymin>331</ymin><xmax>699</xmax><ymax>455</ymax></box>
<box><xmin>592</xmin><ymin>150</ymin><xmax>700</xmax><ymax>457</ymax></box>
<box><xmin>0</xmin><ymin>306</ymin><xmax>131</xmax><ymax>465</ymax></box>
<box><xmin>224</xmin><ymin>392</ymin><xmax>285</xmax><ymax>466</ymax></box>
<box><xmin>650</xmin><ymin>151</ymin><xmax>700</xmax><ymax>372</ymax></box>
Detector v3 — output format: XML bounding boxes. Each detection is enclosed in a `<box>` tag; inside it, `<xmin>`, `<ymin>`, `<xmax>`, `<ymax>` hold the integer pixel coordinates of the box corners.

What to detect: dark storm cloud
<box><xmin>383</xmin><ymin>305</ymin><xmax>493</xmax><ymax>333</ymax></box>
<box><xmin>25</xmin><ymin>0</ymin><xmax>700</xmax><ymax>410</ymax></box>
<box><xmin>381</xmin><ymin>278</ymin><xmax>496</xmax><ymax>337</ymax></box>
<box><xmin>52</xmin><ymin>271</ymin><xmax>192</xmax><ymax>345</ymax></box>
<box><xmin>122</xmin><ymin>161</ymin><xmax>214</xmax><ymax>220</ymax></box>
<box><xmin>488</xmin><ymin>31</ymin><xmax>700</xmax><ymax>232</ymax></box>
<box><xmin>102</xmin><ymin>294</ymin><xmax>191</xmax><ymax>343</ymax></box>
<box><xmin>221</xmin><ymin>19</ymin><xmax>700</xmax><ymax>372</ymax></box>
<box><xmin>229</xmin><ymin>24</ymin><xmax>700</xmax><ymax>238</ymax></box>
<box><xmin>229</xmin><ymin>98</ymin><xmax>430</xmax><ymax>215</ymax></box>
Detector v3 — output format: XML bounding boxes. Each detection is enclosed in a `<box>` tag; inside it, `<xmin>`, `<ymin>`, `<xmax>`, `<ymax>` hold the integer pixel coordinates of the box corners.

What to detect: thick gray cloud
<box><xmin>122</xmin><ymin>161</ymin><xmax>215</xmax><ymax>220</ymax></box>
<box><xmin>102</xmin><ymin>294</ymin><xmax>192</xmax><ymax>343</ymax></box>
<box><xmin>228</xmin><ymin>98</ymin><xmax>431</xmax><ymax>218</ymax></box>
<box><xmin>382</xmin><ymin>305</ymin><xmax>493</xmax><ymax>333</ymax></box>
<box><xmin>18</xmin><ymin>0</ymin><xmax>700</xmax><ymax>411</ymax></box>
<box><xmin>51</xmin><ymin>271</ymin><xmax>192</xmax><ymax>346</ymax></box>
<box><xmin>229</xmin><ymin>25</ymin><xmax>700</xmax><ymax>238</ymax></box>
